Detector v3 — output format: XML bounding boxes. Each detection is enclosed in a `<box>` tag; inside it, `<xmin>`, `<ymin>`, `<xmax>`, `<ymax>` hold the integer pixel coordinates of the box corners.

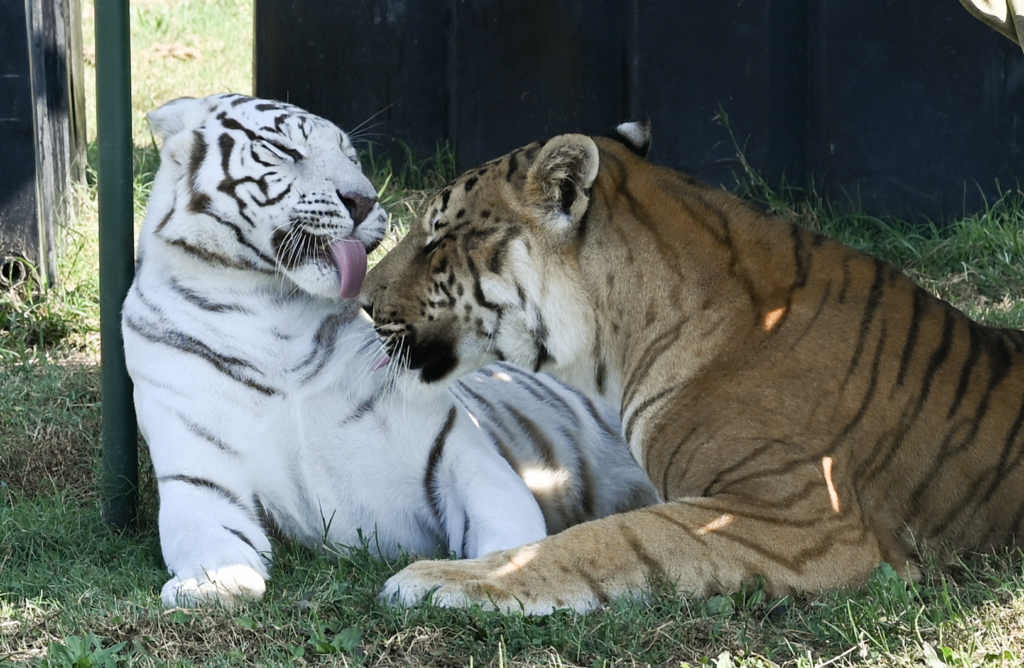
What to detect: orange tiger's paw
<box><xmin>380</xmin><ymin>547</ymin><xmax>605</xmax><ymax>615</ymax></box>
<box><xmin>381</xmin><ymin>559</ymin><xmax>514</xmax><ymax>611</ymax></box>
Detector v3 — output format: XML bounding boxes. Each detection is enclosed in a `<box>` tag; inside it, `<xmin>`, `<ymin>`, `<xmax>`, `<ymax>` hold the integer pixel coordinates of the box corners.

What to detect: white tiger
<box><xmin>122</xmin><ymin>93</ymin><xmax>659</xmax><ymax>607</ymax></box>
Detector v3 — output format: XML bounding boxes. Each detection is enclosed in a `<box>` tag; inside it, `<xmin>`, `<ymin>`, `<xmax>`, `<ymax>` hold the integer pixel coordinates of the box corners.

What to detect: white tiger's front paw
<box><xmin>161</xmin><ymin>564</ymin><xmax>267</xmax><ymax>608</ymax></box>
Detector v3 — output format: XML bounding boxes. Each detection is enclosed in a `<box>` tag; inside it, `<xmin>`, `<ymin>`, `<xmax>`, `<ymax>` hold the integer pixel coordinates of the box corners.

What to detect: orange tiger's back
<box><xmin>592</xmin><ymin>138</ymin><xmax>1024</xmax><ymax>552</ymax></box>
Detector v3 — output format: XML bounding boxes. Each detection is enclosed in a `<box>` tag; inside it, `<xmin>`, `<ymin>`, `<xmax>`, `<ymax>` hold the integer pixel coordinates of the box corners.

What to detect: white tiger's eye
<box><xmin>252</xmin><ymin>138</ymin><xmax>303</xmax><ymax>164</ymax></box>
<box><xmin>337</xmin><ymin>134</ymin><xmax>361</xmax><ymax>165</ymax></box>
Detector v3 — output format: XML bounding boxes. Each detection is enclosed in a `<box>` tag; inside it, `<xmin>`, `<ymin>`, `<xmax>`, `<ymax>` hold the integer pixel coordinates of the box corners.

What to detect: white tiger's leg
<box><xmin>157</xmin><ymin>478</ymin><xmax>271</xmax><ymax>607</ymax></box>
<box><xmin>423</xmin><ymin>408</ymin><xmax>550</xmax><ymax>559</ymax></box>
<box><xmin>132</xmin><ymin>386</ymin><xmax>273</xmax><ymax>608</ymax></box>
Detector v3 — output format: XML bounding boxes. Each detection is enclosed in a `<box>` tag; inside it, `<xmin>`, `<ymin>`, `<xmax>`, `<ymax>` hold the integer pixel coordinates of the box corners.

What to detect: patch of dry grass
<box><xmin>0</xmin><ymin>362</ymin><xmax>100</xmax><ymax>500</ymax></box>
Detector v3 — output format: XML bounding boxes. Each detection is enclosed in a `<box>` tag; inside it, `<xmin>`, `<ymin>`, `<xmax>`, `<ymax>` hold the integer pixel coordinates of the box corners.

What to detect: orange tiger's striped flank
<box><xmin>363</xmin><ymin>124</ymin><xmax>1024</xmax><ymax>614</ymax></box>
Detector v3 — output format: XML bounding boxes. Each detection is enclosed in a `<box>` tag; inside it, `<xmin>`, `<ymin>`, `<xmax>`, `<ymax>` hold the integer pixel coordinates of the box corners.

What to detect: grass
<box><xmin>2</xmin><ymin>1</ymin><xmax>1024</xmax><ymax>666</ymax></box>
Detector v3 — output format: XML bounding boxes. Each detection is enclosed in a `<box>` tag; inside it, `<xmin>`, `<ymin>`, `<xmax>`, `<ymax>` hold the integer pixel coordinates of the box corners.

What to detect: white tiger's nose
<box><xmin>339</xmin><ymin>192</ymin><xmax>377</xmax><ymax>226</ymax></box>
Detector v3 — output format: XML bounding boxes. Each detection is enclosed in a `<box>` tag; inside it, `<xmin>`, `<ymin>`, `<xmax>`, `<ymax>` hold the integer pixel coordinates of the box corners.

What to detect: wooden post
<box><xmin>0</xmin><ymin>0</ymin><xmax>86</xmax><ymax>289</ymax></box>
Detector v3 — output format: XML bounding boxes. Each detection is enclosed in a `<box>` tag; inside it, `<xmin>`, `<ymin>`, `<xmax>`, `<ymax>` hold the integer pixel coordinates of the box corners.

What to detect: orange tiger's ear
<box><xmin>524</xmin><ymin>134</ymin><xmax>599</xmax><ymax>239</ymax></box>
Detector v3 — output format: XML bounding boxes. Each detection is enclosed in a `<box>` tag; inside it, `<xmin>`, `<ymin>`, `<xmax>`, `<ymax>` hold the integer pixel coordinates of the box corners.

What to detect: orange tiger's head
<box><xmin>362</xmin><ymin>124</ymin><xmax>652</xmax><ymax>386</ymax></box>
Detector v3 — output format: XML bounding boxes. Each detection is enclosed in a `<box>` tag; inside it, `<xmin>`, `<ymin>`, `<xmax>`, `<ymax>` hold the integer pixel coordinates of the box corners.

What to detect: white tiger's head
<box><xmin>144</xmin><ymin>93</ymin><xmax>387</xmax><ymax>299</ymax></box>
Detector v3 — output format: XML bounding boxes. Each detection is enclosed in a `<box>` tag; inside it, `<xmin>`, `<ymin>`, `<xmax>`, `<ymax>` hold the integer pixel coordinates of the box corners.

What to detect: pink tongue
<box><xmin>329</xmin><ymin>239</ymin><xmax>368</xmax><ymax>299</ymax></box>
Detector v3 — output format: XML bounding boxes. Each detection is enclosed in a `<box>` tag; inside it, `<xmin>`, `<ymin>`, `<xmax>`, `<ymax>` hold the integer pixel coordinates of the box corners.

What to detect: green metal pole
<box><xmin>96</xmin><ymin>0</ymin><xmax>137</xmax><ymax>529</ymax></box>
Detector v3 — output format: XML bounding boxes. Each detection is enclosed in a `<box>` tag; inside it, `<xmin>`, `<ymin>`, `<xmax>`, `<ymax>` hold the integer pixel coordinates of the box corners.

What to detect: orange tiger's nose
<box><xmin>340</xmin><ymin>192</ymin><xmax>377</xmax><ymax>226</ymax></box>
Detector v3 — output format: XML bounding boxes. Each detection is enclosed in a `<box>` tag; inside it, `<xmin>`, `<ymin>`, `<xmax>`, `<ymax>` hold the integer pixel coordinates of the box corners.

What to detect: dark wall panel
<box><xmin>0</xmin><ymin>0</ymin><xmax>84</xmax><ymax>286</ymax></box>
<box><xmin>255</xmin><ymin>0</ymin><xmax>449</xmax><ymax>161</ymax></box>
<box><xmin>628</xmin><ymin>1</ymin><xmax>809</xmax><ymax>188</ymax></box>
<box><xmin>450</xmin><ymin>0</ymin><xmax>624</xmax><ymax>167</ymax></box>
<box><xmin>813</xmin><ymin>0</ymin><xmax>1024</xmax><ymax>218</ymax></box>
<box><xmin>255</xmin><ymin>0</ymin><xmax>1024</xmax><ymax>221</ymax></box>
<box><xmin>0</xmin><ymin>0</ymin><xmax>41</xmax><ymax>275</ymax></box>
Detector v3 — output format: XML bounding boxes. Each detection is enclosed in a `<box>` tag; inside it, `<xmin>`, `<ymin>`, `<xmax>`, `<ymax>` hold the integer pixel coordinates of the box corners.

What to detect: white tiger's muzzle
<box><xmin>273</xmin><ymin>186</ymin><xmax>386</xmax><ymax>300</ymax></box>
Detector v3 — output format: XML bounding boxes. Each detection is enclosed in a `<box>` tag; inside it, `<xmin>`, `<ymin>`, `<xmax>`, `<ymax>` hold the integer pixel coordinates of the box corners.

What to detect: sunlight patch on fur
<box><xmin>520</xmin><ymin>465</ymin><xmax>571</xmax><ymax>498</ymax></box>
<box><xmin>491</xmin><ymin>543</ymin><xmax>542</xmax><ymax>577</ymax></box>
<box><xmin>696</xmin><ymin>513</ymin><xmax>734</xmax><ymax>536</ymax></box>
<box><xmin>822</xmin><ymin>456</ymin><xmax>841</xmax><ymax>513</ymax></box>
<box><xmin>763</xmin><ymin>306</ymin><xmax>786</xmax><ymax>331</ymax></box>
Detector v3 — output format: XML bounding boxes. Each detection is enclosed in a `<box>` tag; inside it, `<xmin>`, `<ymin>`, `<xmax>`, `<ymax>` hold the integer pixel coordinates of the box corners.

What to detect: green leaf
<box><xmin>43</xmin><ymin>635</ymin><xmax>126</xmax><ymax>668</ymax></box>
<box><xmin>234</xmin><ymin>616</ymin><xmax>258</xmax><ymax>630</ymax></box>
<box><xmin>922</xmin><ymin>642</ymin><xmax>947</xmax><ymax>668</ymax></box>
<box><xmin>707</xmin><ymin>595</ymin><xmax>735</xmax><ymax>616</ymax></box>
<box><xmin>314</xmin><ymin>640</ymin><xmax>336</xmax><ymax>655</ymax></box>
<box><xmin>46</xmin><ymin>641</ymin><xmax>76</xmax><ymax>666</ymax></box>
<box><xmin>983</xmin><ymin>650</ymin><xmax>1019</xmax><ymax>663</ymax></box>
<box><xmin>168</xmin><ymin>609</ymin><xmax>192</xmax><ymax>624</ymax></box>
<box><xmin>333</xmin><ymin>625</ymin><xmax>362</xmax><ymax>653</ymax></box>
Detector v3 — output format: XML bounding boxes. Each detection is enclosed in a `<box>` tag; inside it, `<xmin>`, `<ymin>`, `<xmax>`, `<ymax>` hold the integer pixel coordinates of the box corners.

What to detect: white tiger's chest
<box><xmin>127</xmin><ymin>261</ymin><xmax>429</xmax><ymax>542</ymax></box>
<box><xmin>127</xmin><ymin>262</ymin><xmax>385</xmax><ymax>467</ymax></box>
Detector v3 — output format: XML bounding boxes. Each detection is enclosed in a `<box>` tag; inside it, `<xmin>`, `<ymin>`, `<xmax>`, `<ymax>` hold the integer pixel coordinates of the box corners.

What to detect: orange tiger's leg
<box><xmin>382</xmin><ymin>494</ymin><xmax>890</xmax><ymax>615</ymax></box>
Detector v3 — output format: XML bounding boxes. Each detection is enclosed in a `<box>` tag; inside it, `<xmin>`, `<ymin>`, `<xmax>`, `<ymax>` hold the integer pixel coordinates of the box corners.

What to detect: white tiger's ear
<box><xmin>147</xmin><ymin>96</ymin><xmax>212</xmax><ymax>142</ymax></box>
<box><xmin>524</xmin><ymin>134</ymin><xmax>599</xmax><ymax>238</ymax></box>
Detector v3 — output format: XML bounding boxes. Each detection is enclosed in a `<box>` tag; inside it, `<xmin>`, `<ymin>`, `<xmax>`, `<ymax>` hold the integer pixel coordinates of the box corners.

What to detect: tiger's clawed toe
<box><xmin>161</xmin><ymin>564</ymin><xmax>267</xmax><ymax>608</ymax></box>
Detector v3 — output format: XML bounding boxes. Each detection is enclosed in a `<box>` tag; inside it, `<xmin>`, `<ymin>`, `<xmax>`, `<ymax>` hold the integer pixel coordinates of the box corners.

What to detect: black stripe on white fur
<box><xmin>124</xmin><ymin>313</ymin><xmax>278</xmax><ymax>396</ymax></box>
<box><xmin>173</xmin><ymin>409</ymin><xmax>242</xmax><ymax>457</ymax></box>
<box><xmin>160</xmin><ymin>474</ymin><xmax>256</xmax><ymax>519</ymax></box>
<box><xmin>424</xmin><ymin>408</ymin><xmax>459</xmax><ymax>528</ymax></box>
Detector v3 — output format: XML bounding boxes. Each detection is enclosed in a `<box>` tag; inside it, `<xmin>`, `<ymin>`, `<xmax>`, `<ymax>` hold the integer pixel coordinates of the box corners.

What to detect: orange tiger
<box><xmin>361</xmin><ymin>122</ymin><xmax>1024</xmax><ymax>614</ymax></box>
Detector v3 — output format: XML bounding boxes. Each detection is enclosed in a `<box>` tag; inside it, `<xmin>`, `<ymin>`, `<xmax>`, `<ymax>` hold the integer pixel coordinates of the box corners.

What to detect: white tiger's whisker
<box><xmin>346</xmin><ymin>105</ymin><xmax>394</xmax><ymax>140</ymax></box>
